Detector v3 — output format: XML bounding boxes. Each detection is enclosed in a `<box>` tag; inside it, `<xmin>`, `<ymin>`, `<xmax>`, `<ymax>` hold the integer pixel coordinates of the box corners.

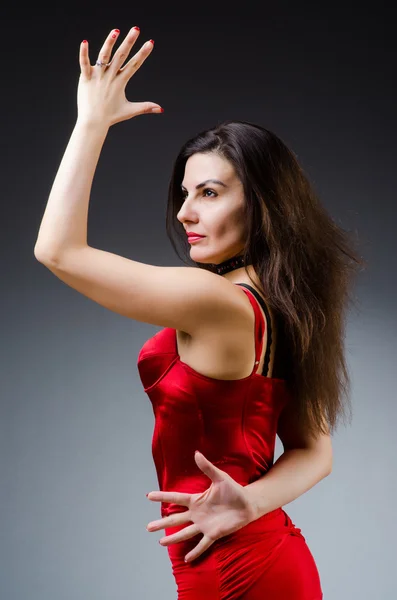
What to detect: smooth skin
<box><xmin>147</xmin><ymin>451</ymin><xmax>255</xmax><ymax>563</ymax></box>
<box><xmin>78</xmin><ymin>26</ymin><xmax>163</xmax><ymax>126</ymax></box>
<box><xmin>35</xmin><ymin>26</ymin><xmax>332</xmax><ymax>566</ymax></box>
<box><xmin>78</xmin><ymin>27</ymin><xmax>255</xmax><ymax>563</ymax></box>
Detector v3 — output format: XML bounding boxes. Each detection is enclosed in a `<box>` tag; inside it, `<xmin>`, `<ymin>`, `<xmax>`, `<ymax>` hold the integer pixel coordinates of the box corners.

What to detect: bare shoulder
<box><xmin>179</xmin><ymin>277</ymin><xmax>255</xmax><ymax>354</ymax></box>
<box><xmin>177</xmin><ymin>278</ymin><xmax>276</xmax><ymax>381</ymax></box>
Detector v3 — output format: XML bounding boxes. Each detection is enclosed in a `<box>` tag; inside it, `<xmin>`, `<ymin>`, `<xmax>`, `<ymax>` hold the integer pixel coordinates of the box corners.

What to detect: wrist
<box><xmin>75</xmin><ymin>116</ymin><xmax>110</xmax><ymax>135</ymax></box>
<box><xmin>243</xmin><ymin>484</ymin><xmax>264</xmax><ymax>523</ymax></box>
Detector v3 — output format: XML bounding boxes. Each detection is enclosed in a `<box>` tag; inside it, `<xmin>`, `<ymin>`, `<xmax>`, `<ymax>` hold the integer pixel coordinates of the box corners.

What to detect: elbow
<box><xmin>309</xmin><ymin>434</ymin><xmax>333</xmax><ymax>476</ymax></box>
<box><xmin>34</xmin><ymin>246</ymin><xmax>48</xmax><ymax>264</ymax></box>
<box><xmin>34</xmin><ymin>246</ymin><xmax>46</xmax><ymax>263</ymax></box>
<box><xmin>302</xmin><ymin>445</ymin><xmax>333</xmax><ymax>477</ymax></box>
<box><xmin>34</xmin><ymin>245</ymin><xmax>59</xmax><ymax>266</ymax></box>
<box><xmin>324</xmin><ymin>463</ymin><xmax>332</xmax><ymax>477</ymax></box>
<box><xmin>323</xmin><ymin>453</ymin><xmax>333</xmax><ymax>476</ymax></box>
<box><xmin>327</xmin><ymin>456</ymin><xmax>332</xmax><ymax>475</ymax></box>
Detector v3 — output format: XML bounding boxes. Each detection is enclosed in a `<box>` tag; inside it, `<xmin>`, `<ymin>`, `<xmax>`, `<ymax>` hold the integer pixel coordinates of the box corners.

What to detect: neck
<box><xmin>213</xmin><ymin>253</ymin><xmax>250</xmax><ymax>275</ymax></box>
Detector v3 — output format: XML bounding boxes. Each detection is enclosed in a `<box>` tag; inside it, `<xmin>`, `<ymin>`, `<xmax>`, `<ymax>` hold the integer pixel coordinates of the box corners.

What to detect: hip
<box><xmin>165</xmin><ymin>508</ymin><xmax>323</xmax><ymax>599</ymax></box>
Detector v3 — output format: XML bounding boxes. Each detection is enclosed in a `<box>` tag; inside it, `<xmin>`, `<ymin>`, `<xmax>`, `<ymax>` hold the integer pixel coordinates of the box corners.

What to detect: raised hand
<box><xmin>77</xmin><ymin>26</ymin><xmax>163</xmax><ymax>127</ymax></box>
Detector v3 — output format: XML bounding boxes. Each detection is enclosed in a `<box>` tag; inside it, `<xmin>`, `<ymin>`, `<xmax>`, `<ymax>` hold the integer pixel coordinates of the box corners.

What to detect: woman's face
<box><xmin>176</xmin><ymin>152</ymin><xmax>246</xmax><ymax>265</ymax></box>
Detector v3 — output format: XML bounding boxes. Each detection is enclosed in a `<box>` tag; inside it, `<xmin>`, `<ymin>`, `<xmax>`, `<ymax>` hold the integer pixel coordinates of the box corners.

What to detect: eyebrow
<box><xmin>181</xmin><ymin>179</ymin><xmax>228</xmax><ymax>190</ymax></box>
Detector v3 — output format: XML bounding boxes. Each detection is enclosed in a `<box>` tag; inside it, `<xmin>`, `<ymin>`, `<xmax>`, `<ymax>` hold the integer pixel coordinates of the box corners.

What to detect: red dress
<box><xmin>137</xmin><ymin>283</ymin><xmax>323</xmax><ymax>599</ymax></box>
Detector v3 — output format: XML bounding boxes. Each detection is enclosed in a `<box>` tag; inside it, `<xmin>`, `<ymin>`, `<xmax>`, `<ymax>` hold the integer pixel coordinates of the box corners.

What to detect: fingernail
<box><xmin>133</xmin><ymin>26</ymin><xmax>140</xmax><ymax>31</ymax></box>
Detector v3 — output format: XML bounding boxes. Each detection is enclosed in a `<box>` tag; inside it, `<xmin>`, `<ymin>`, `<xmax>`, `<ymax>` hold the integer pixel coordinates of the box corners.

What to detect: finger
<box><xmin>184</xmin><ymin>535</ymin><xmax>214</xmax><ymax>563</ymax></box>
<box><xmin>147</xmin><ymin>510</ymin><xmax>190</xmax><ymax>532</ymax></box>
<box><xmin>79</xmin><ymin>40</ymin><xmax>91</xmax><ymax>80</ymax></box>
<box><xmin>195</xmin><ymin>451</ymin><xmax>225</xmax><ymax>483</ymax></box>
<box><xmin>160</xmin><ymin>524</ymin><xmax>200</xmax><ymax>546</ymax></box>
<box><xmin>147</xmin><ymin>490</ymin><xmax>192</xmax><ymax>506</ymax></box>
<box><xmin>107</xmin><ymin>25</ymin><xmax>141</xmax><ymax>73</ymax></box>
<box><xmin>118</xmin><ymin>39</ymin><xmax>155</xmax><ymax>80</ymax></box>
<box><xmin>95</xmin><ymin>28</ymin><xmax>121</xmax><ymax>69</ymax></box>
<box><xmin>117</xmin><ymin>100</ymin><xmax>164</xmax><ymax>121</ymax></box>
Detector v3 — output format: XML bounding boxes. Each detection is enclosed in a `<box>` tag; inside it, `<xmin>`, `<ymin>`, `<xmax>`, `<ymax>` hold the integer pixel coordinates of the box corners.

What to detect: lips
<box><xmin>186</xmin><ymin>232</ymin><xmax>205</xmax><ymax>238</ymax></box>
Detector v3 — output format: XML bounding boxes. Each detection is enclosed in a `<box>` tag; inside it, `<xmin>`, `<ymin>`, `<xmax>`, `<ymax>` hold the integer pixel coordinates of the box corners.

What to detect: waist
<box><xmin>165</xmin><ymin>507</ymin><xmax>305</xmax><ymax>563</ymax></box>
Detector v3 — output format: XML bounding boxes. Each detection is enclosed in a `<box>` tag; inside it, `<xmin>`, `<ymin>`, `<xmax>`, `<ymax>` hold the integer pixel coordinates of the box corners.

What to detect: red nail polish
<box><xmin>114</xmin><ymin>29</ymin><xmax>120</xmax><ymax>33</ymax></box>
<box><xmin>134</xmin><ymin>26</ymin><xmax>140</xmax><ymax>31</ymax></box>
<box><xmin>82</xmin><ymin>40</ymin><xmax>87</xmax><ymax>44</ymax></box>
<box><xmin>149</xmin><ymin>39</ymin><xmax>154</xmax><ymax>44</ymax></box>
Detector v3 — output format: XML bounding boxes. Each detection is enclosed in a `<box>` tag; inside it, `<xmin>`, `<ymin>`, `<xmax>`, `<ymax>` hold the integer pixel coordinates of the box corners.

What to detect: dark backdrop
<box><xmin>2</xmin><ymin>9</ymin><xmax>396</xmax><ymax>599</ymax></box>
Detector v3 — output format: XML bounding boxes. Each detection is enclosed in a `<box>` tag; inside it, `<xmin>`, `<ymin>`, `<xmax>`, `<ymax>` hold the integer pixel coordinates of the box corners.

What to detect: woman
<box><xmin>34</xmin><ymin>26</ymin><xmax>365</xmax><ymax>599</ymax></box>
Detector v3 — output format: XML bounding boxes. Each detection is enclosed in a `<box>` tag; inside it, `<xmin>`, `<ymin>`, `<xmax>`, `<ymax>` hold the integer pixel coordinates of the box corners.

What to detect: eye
<box><xmin>181</xmin><ymin>188</ymin><xmax>218</xmax><ymax>200</ymax></box>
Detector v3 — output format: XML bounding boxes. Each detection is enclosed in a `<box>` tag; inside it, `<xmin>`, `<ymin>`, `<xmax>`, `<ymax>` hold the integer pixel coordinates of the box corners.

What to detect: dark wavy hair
<box><xmin>166</xmin><ymin>120</ymin><xmax>366</xmax><ymax>439</ymax></box>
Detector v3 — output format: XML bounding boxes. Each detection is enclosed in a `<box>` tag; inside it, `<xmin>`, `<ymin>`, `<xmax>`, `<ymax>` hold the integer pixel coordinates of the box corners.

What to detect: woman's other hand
<box><xmin>77</xmin><ymin>26</ymin><xmax>163</xmax><ymax>128</ymax></box>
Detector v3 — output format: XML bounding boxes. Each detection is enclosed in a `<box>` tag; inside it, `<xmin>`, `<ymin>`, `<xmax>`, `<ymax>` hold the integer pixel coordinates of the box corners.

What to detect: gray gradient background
<box><xmin>2</xmin><ymin>8</ymin><xmax>396</xmax><ymax>599</ymax></box>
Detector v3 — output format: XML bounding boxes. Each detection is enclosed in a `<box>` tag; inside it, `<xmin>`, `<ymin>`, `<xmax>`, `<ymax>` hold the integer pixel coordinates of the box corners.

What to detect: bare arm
<box><xmin>34</xmin><ymin>120</ymin><xmax>108</xmax><ymax>259</ymax></box>
<box><xmin>34</xmin><ymin>26</ymin><xmax>161</xmax><ymax>261</ymax></box>
<box><xmin>32</xmin><ymin>28</ymin><xmax>250</xmax><ymax>335</ymax></box>
<box><xmin>244</xmin><ymin>446</ymin><xmax>332</xmax><ymax>521</ymax></box>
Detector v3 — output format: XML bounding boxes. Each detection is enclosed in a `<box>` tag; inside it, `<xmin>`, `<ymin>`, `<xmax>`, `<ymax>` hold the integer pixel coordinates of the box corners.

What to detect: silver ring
<box><xmin>95</xmin><ymin>59</ymin><xmax>108</xmax><ymax>67</ymax></box>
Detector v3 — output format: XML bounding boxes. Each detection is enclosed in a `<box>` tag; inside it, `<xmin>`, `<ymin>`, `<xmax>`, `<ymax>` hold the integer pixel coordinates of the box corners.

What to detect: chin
<box><xmin>189</xmin><ymin>243</ymin><xmax>230</xmax><ymax>265</ymax></box>
<box><xmin>189</xmin><ymin>251</ymin><xmax>215</xmax><ymax>266</ymax></box>
<box><xmin>190</xmin><ymin>251</ymin><xmax>217</xmax><ymax>264</ymax></box>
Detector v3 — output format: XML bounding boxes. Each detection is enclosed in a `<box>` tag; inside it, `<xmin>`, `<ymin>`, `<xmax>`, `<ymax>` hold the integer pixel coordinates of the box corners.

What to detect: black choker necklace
<box><xmin>214</xmin><ymin>254</ymin><xmax>248</xmax><ymax>275</ymax></box>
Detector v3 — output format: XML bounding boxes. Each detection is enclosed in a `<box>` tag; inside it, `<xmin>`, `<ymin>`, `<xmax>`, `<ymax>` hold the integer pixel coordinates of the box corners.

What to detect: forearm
<box><xmin>34</xmin><ymin>119</ymin><xmax>109</xmax><ymax>260</ymax></box>
<box><xmin>244</xmin><ymin>447</ymin><xmax>332</xmax><ymax>521</ymax></box>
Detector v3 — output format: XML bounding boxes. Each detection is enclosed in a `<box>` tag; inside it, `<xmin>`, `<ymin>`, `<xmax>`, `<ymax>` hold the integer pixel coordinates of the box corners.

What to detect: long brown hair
<box><xmin>166</xmin><ymin>120</ymin><xmax>367</xmax><ymax>439</ymax></box>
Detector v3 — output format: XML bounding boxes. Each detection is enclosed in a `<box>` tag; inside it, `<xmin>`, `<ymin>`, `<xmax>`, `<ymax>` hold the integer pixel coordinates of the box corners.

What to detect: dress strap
<box><xmin>235</xmin><ymin>283</ymin><xmax>272</xmax><ymax>377</ymax></box>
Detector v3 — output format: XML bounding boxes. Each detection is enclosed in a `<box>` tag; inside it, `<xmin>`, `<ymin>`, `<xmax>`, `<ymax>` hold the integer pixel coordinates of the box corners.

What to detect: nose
<box><xmin>176</xmin><ymin>201</ymin><xmax>196</xmax><ymax>225</ymax></box>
